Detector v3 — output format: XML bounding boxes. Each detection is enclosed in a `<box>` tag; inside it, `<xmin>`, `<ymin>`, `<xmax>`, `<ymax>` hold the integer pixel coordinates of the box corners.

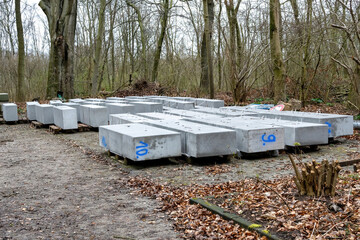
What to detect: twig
<box><xmin>255</xmin><ymin>177</ymin><xmax>292</xmax><ymax>211</ymax></box>
<box><xmin>310</xmin><ymin>222</ymin><xmax>317</xmax><ymax>239</ymax></box>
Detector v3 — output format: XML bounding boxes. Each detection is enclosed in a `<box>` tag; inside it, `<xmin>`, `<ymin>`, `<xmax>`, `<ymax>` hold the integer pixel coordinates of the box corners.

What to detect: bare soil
<box><xmin>1</xmin><ymin>123</ymin><xmax>359</xmax><ymax>239</ymax></box>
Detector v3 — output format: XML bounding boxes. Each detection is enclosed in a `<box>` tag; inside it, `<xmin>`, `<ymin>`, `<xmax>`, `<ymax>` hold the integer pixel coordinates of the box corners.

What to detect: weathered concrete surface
<box><xmin>106</xmin><ymin>103</ymin><xmax>135</xmax><ymax>116</ymax></box>
<box><xmin>35</xmin><ymin>104</ymin><xmax>54</xmax><ymax>124</ymax></box>
<box><xmin>82</xmin><ymin>105</ymin><xmax>108</xmax><ymax>127</ymax></box>
<box><xmin>109</xmin><ymin>113</ymin><xmax>150</xmax><ymax>124</ymax></box>
<box><xmin>53</xmin><ymin>106</ymin><xmax>78</xmax><ymax>130</ymax></box>
<box><xmin>195</xmin><ymin>98</ymin><xmax>224</xmax><ymax>108</ymax></box>
<box><xmin>132</xmin><ymin>102</ymin><xmax>163</xmax><ymax>113</ymax></box>
<box><xmin>99</xmin><ymin>124</ymin><xmax>182</xmax><ymax>161</ymax></box>
<box><xmin>137</xmin><ymin>112</ymin><xmax>184</xmax><ymax>121</ymax></box>
<box><xmin>142</xmin><ymin>119</ymin><xmax>237</xmax><ymax>158</ymax></box>
<box><xmin>61</xmin><ymin>102</ymin><xmax>81</xmax><ymax>121</ymax></box>
<box><xmin>3</xmin><ymin>103</ymin><xmax>18</xmax><ymax>122</ymax></box>
<box><xmin>26</xmin><ymin>102</ymin><xmax>39</xmax><ymax>121</ymax></box>
<box><xmin>49</xmin><ymin>100</ymin><xmax>63</xmax><ymax>106</ymax></box>
<box><xmin>192</xmin><ymin>106</ymin><xmax>257</xmax><ymax>117</ymax></box>
<box><xmin>164</xmin><ymin>108</ymin><xmax>223</xmax><ymax>120</ymax></box>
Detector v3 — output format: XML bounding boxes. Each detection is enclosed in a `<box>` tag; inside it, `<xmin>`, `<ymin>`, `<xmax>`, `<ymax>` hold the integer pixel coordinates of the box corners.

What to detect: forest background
<box><xmin>0</xmin><ymin>0</ymin><xmax>359</xmax><ymax>109</ymax></box>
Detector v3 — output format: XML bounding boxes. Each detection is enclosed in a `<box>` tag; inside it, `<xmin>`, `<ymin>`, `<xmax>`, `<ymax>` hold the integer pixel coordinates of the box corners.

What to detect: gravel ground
<box><xmin>0</xmin><ymin>123</ymin><xmax>358</xmax><ymax>239</ymax></box>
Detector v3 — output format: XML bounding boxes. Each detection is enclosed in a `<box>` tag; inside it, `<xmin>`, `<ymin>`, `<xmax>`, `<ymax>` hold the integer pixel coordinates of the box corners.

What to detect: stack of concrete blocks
<box><xmin>2</xmin><ymin>103</ymin><xmax>18</xmax><ymax>122</ymax></box>
<box><xmin>195</xmin><ymin>98</ymin><xmax>224</xmax><ymax>108</ymax></box>
<box><xmin>35</xmin><ymin>104</ymin><xmax>54</xmax><ymax>124</ymax></box>
<box><xmin>26</xmin><ymin>102</ymin><xmax>40</xmax><ymax>120</ymax></box>
<box><xmin>227</xmin><ymin>116</ymin><xmax>329</xmax><ymax>147</ymax></box>
<box><xmin>142</xmin><ymin>119</ymin><xmax>237</xmax><ymax>158</ymax></box>
<box><xmin>99</xmin><ymin>124</ymin><xmax>182</xmax><ymax>161</ymax></box>
<box><xmin>137</xmin><ymin>112</ymin><xmax>184</xmax><ymax>121</ymax></box>
<box><xmin>182</xmin><ymin>117</ymin><xmax>285</xmax><ymax>155</ymax></box>
<box><xmin>81</xmin><ymin>105</ymin><xmax>108</xmax><ymax>127</ymax></box>
<box><xmin>109</xmin><ymin>113</ymin><xmax>149</xmax><ymax>125</ymax></box>
<box><xmin>132</xmin><ymin>102</ymin><xmax>163</xmax><ymax>113</ymax></box>
<box><xmin>106</xmin><ymin>103</ymin><xmax>135</xmax><ymax>116</ymax></box>
<box><xmin>125</xmin><ymin>96</ymin><xmax>148</xmax><ymax>100</ymax></box>
<box><xmin>49</xmin><ymin>100</ymin><xmax>63</xmax><ymax>106</ymax></box>
<box><xmin>0</xmin><ymin>93</ymin><xmax>9</xmax><ymax>114</ymax></box>
<box><xmin>252</xmin><ymin>110</ymin><xmax>354</xmax><ymax>138</ymax></box>
<box><xmin>53</xmin><ymin>106</ymin><xmax>78</xmax><ymax>130</ymax></box>
<box><xmin>61</xmin><ymin>102</ymin><xmax>81</xmax><ymax>122</ymax></box>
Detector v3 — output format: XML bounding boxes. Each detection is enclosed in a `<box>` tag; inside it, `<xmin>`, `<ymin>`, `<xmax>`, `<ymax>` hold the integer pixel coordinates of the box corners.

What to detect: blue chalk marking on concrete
<box><xmin>325</xmin><ymin>122</ymin><xmax>332</xmax><ymax>134</ymax></box>
<box><xmin>262</xmin><ymin>134</ymin><xmax>276</xmax><ymax>146</ymax></box>
<box><xmin>136</xmin><ymin>141</ymin><xmax>149</xmax><ymax>159</ymax></box>
<box><xmin>102</xmin><ymin>136</ymin><xmax>107</xmax><ymax>148</ymax></box>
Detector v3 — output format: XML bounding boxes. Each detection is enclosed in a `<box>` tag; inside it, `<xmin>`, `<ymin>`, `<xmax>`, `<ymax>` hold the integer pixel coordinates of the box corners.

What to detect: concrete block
<box><xmin>104</xmin><ymin>99</ymin><xmax>128</xmax><ymax>104</ymax></box>
<box><xmin>195</xmin><ymin>98</ymin><xmax>224</xmax><ymax>108</ymax></box>
<box><xmin>106</xmin><ymin>97</ymin><xmax>127</xmax><ymax>101</ymax></box>
<box><xmin>137</xmin><ymin>112</ymin><xmax>184</xmax><ymax>120</ymax></box>
<box><xmin>183</xmin><ymin>117</ymin><xmax>285</xmax><ymax>153</ymax></box>
<box><xmin>0</xmin><ymin>93</ymin><xmax>9</xmax><ymax>102</ymax></box>
<box><xmin>132</xmin><ymin>102</ymin><xmax>163</xmax><ymax>113</ymax></box>
<box><xmin>255</xmin><ymin>110</ymin><xmax>354</xmax><ymax>138</ymax></box>
<box><xmin>192</xmin><ymin>106</ymin><xmax>257</xmax><ymax>117</ymax></box>
<box><xmin>164</xmin><ymin>108</ymin><xmax>223</xmax><ymax>120</ymax></box>
<box><xmin>172</xmin><ymin>97</ymin><xmax>195</xmax><ymax>102</ymax></box>
<box><xmin>125</xmin><ymin>96</ymin><xmax>148</xmax><ymax>100</ymax></box>
<box><xmin>35</xmin><ymin>104</ymin><xmax>54</xmax><ymax>124</ymax></box>
<box><xmin>49</xmin><ymin>100</ymin><xmax>63</xmax><ymax>106</ymax></box>
<box><xmin>26</xmin><ymin>102</ymin><xmax>39</xmax><ymax>120</ymax></box>
<box><xmin>83</xmin><ymin>101</ymin><xmax>106</xmax><ymax>106</ymax></box>
<box><xmin>69</xmin><ymin>99</ymin><xmax>86</xmax><ymax>105</ymax></box>
<box><xmin>3</xmin><ymin>103</ymin><xmax>18</xmax><ymax>122</ymax></box>
<box><xmin>164</xmin><ymin>100</ymin><xmax>195</xmax><ymax>110</ymax></box>
<box><xmin>109</xmin><ymin>114</ymin><xmax>150</xmax><ymax>124</ymax></box>
<box><xmin>61</xmin><ymin>102</ymin><xmax>81</xmax><ymax>121</ymax></box>
<box><xmin>99</xmin><ymin>124</ymin><xmax>182</xmax><ymax>161</ymax></box>
<box><xmin>143</xmin><ymin>119</ymin><xmax>237</xmax><ymax>158</ymax></box>
<box><xmin>82</xmin><ymin>105</ymin><xmax>108</xmax><ymax>127</ymax></box>
<box><xmin>84</xmin><ymin>98</ymin><xmax>105</xmax><ymax>102</ymax></box>
<box><xmin>106</xmin><ymin>103</ymin><xmax>135</xmax><ymax>116</ymax></box>
<box><xmin>53</xmin><ymin>106</ymin><xmax>78</xmax><ymax>130</ymax></box>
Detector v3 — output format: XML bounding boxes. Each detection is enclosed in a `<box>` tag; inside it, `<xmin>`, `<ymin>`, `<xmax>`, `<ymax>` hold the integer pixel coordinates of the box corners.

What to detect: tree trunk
<box><xmin>39</xmin><ymin>0</ymin><xmax>77</xmax><ymax>100</ymax></box>
<box><xmin>91</xmin><ymin>0</ymin><xmax>106</xmax><ymax>96</ymax></box>
<box><xmin>151</xmin><ymin>0</ymin><xmax>170</xmax><ymax>82</ymax></box>
<box><xmin>15</xmin><ymin>0</ymin><xmax>25</xmax><ymax>102</ymax></box>
<box><xmin>270</xmin><ymin>0</ymin><xmax>285</xmax><ymax>103</ymax></box>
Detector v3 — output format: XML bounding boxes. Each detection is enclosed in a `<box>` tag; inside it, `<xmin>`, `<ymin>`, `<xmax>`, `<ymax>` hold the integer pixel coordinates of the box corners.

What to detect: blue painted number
<box><xmin>325</xmin><ymin>122</ymin><xmax>332</xmax><ymax>134</ymax></box>
<box><xmin>262</xmin><ymin>134</ymin><xmax>276</xmax><ymax>146</ymax></box>
<box><xmin>136</xmin><ymin>141</ymin><xmax>149</xmax><ymax>159</ymax></box>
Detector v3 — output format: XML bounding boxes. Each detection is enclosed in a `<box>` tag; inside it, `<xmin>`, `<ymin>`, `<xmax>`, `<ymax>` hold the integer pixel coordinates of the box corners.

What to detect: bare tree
<box><xmin>15</xmin><ymin>0</ymin><xmax>25</xmax><ymax>101</ymax></box>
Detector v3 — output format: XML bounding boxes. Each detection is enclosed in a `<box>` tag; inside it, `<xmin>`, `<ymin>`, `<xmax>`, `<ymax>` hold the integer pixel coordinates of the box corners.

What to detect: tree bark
<box><xmin>151</xmin><ymin>0</ymin><xmax>170</xmax><ymax>82</ymax></box>
<box><xmin>39</xmin><ymin>0</ymin><xmax>77</xmax><ymax>99</ymax></box>
<box><xmin>15</xmin><ymin>0</ymin><xmax>25</xmax><ymax>101</ymax></box>
<box><xmin>91</xmin><ymin>0</ymin><xmax>106</xmax><ymax>96</ymax></box>
<box><xmin>270</xmin><ymin>0</ymin><xmax>285</xmax><ymax>103</ymax></box>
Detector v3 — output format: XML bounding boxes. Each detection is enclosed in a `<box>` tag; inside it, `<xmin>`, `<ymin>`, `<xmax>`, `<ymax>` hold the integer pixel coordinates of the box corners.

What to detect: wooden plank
<box><xmin>190</xmin><ymin>198</ymin><xmax>282</xmax><ymax>240</ymax></box>
<box><xmin>339</xmin><ymin>158</ymin><xmax>360</xmax><ymax>167</ymax></box>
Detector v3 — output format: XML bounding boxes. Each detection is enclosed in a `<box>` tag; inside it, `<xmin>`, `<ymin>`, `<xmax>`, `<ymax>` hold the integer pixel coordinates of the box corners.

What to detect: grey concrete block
<box><xmin>83</xmin><ymin>101</ymin><xmax>106</xmax><ymax>106</ymax></box>
<box><xmin>142</xmin><ymin>119</ymin><xmax>237</xmax><ymax>158</ymax></box>
<box><xmin>3</xmin><ymin>103</ymin><xmax>18</xmax><ymax>122</ymax></box>
<box><xmin>192</xmin><ymin>106</ymin><xmax>257</xmax><ymax>117</ymax></box>
<box><xmin>104</xmin><ymin>99</ymin><xmax>128</xmax><ymax>104</ymax></box>
<box><xmin>195</xmin><ymin>98</ymin><xmax>224</xmax><ymax>108</ymax></box>
<box><xmin>172</xmin><ymin>97</ymin><xmax>195</xmax><ymax>102</ymax></box>
<box><xmin>125</xmin><ymin>96</ymin><xmax>148</xmax><ymax>100</ymax></box>
<box><xmin>254</xmin><ymin>110</ymin><xmax>353</xmax><ymax>138</ymax></box>
<box><xmin>61</xmin><ymin>102</ymin><xmax>81</xmax><ymax>121</ymax></box>
<box><xmin>82</xmin><ymin>105</ymin><xmax>108</xmax><ymax>127</ymax></box>
<box><xmin>49</xmin><ymin>100</ymin><xmax>63</xmax><ymax>106</ymax></box>
<box><xmin>53</xmin><ymin>106</ymin><xmax>78</xmax><ymax>130</ymax></box>
<box><xmin>164</xmin><ymin>100</ymin><xmax>195</xmax><ymax>110</ymax></box>
<box><xmin>106</xmin><ymin>103</ymin><xmax>135</xmax><ymax>116</ymax></box>
<box><xmin>26</xmin><ymin>102</ymin><xmax>39</xmax><ymax>120</ymax></box>
<box><xmin>132</xmin><ymin>102</ymin><xmax>163</xmax><ymax>113</ymax></box>
<box><xmin>109</xmin><ymin>114</ymin><xmax>150</xmax><ymax>124</ymax></box>
<box><xmin>106</xmin><ymin>97</ymin><xmax>127</xmax><ymax>101</ymax></box>
<box><xmin>183</xmin><ymin>117</ymin><xmax>285</xmax><ymax>153</ymax></box>
<box><xmin>0</xmin><ymin>93</ymin><xmax>9</xmax><ymax>102</ymax></box>
<box><xmin>35</xmin><ymin>104</ymin><xmax>54</xmax><ymax>124</ymax></box>
<box><xmin>69</xmin><ymin>99</ymin><xmax>86</xmax><ymax>105</ymax></box>
<box><xmin>99</xmin><ymin>124</ymin><xmax>182</xmax><ymax>161</ymax></box>
<box><xmin>137</xmin><ymin>112</ymin><xmax>184</xmax><ymax>120</ymax></box>
<box><xmin>164</xmin><ymin>108</ymin><xmax>223</xmax><ymax>120</ymax></box>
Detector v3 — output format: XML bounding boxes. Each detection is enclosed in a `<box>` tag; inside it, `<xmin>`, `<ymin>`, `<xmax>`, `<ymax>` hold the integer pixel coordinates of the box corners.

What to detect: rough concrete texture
<box><xmin>109</xmin><ymin>113</ymin><xmax>150</xmax><ymax>125</ymax></box>
<box><xmin>137</xmin><ymin>112</ymin><xmax>184</xmax><ymax>121</ymax></box>
<box><xmin>195</xmin><ymin>98</ymin><xmax>224</xmax><ymax>108</ymax></box>
<box><xmin>164</xmin><ymin>100</ymin><xmax>195</xmax><ymax>110</ymax></box>
<box><xmin>82</xmin><ymin>105</ymin><xmax>108</xmax><ymax>127</ymax></box>
<box><xmin>143</xmin><ymin>119</ymin><xmax>237</xmax><ymax>158</ymax></box>
<box><xmin>26</xmin><ymin>102</ymin><xmax>39</xmax><ymax>121</ymax></box>
<box><xmin>3</xmin><ymin>103</ymin><xmax>18</xmax><ymax>122</ymax></box>
<box><xmin>53</xmin><ymin>106</ymin><xmax>78</xmax><ymax>130</ymax></box>
<box><xmin>99</xmin><ymin>124</ymin><xmax>182</xmax><ymax>161</ymax></box>
<box><xmin>49</xmin><ymin>100</ymin><xmax>63</xmax><ymax>106</ymax></box>
<box><xmin>132</xmin><ymin>102</ymin><xmax>163</xmax><ymax>113</ymax></box>
<box><xmin>35</xmin><ymin>104</ymin><xmax>54</xmax><ymax>124</ymax></box>
<box><xmin>183</xmin><ymin>117</ymin><xmax>285</xmax><ymax>153</ymax></box>
<box><xmin>164</xmin><ymin>108</ymin><xmax>223</xmax><ymax>120</ymax></box>
<box><xmin>69</xmin><ymin>99</ymin><xmax>86</xmax><ymax>105</ymax></box>
<box><xmin>61</xmin><ymin>102</ymin><xmax>81</xmax><ymax>121</ymax></box>
<box><xmin>192</xmin><ymin>106</ymin><xmax>257</xmax><ymax>117</ymax></box>
<box><xmin>106</xmin><ymin>103</ymin><xmax>135</xmax><ymax>116</ymax></box>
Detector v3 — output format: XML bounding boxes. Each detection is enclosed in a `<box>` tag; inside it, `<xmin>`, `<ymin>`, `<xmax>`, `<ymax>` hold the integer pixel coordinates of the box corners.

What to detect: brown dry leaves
<box><xmin>126</xmin><ymin>172</ymin><xmax>359</xmax><ymax>239</ymax></box>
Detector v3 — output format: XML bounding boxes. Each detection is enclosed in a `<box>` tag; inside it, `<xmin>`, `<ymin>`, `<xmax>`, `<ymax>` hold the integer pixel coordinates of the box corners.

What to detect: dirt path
<box><xmin>0</xmin><ymin>124</ymin><xmax>179</xmax><ymax>240</ymax></box>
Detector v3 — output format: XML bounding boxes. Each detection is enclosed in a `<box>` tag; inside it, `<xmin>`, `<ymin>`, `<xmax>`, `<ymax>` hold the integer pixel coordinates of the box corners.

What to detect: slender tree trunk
<box><xmin>15</xmin><ymin>0</ymin><xmax>25</xmax><ymax>101</ymax></box>
<box><xmin>151</xmin><ymin>0</ymin><xmax>170</xmax><ymax>82</ymax></box>
<box><xmin>270</xmin><ymin>0</ymin><xmax>285</xmax><ymax>103</ymax></box>
<box><xmin>217</xmin><ymin>1</ymin><xmax>222</xmax><ymax>89</ymax></box>
<box><xmin>91</xmin><ymin>0</ymin><xmax>106</xmax><ymax>96</ymax></box>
